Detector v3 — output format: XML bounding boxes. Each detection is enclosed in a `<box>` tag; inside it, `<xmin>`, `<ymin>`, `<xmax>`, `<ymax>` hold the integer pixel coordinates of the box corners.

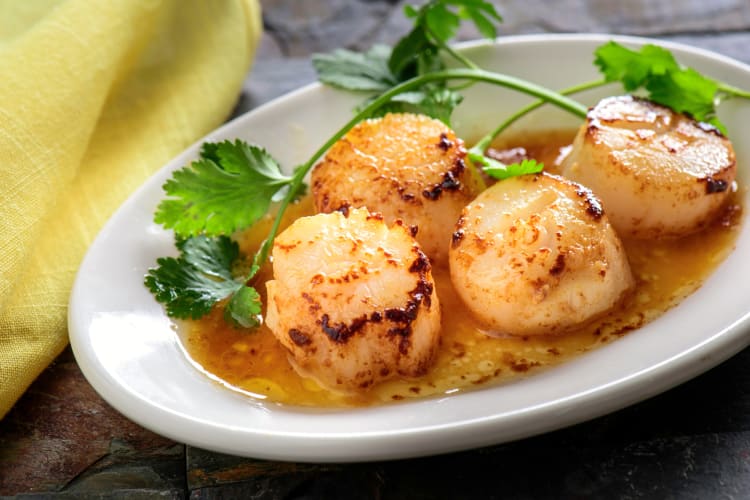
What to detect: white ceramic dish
<box><xmin>69</xmin><ymin>34</ymin><xmax>750</xmax><ymax>462</ymax></box>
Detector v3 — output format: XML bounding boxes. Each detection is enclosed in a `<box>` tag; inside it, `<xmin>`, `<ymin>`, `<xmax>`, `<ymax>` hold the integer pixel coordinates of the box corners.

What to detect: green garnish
<box><xmin>471</xmin><ymin>40</ymin><xmax>750</xmax><ymax>155</ymax></box>
<box><xmin>593</xmin><ymin>41</ymin><xmax>750</xmax><ymax>132</ymax></box>
<box><xmin>154</xmin><ymin>140</ymin><xmax>296</xmax><ymax>237</ymax></box>
<box><xmin>594</xmin><ymin>41</ymin><xmax>721</xmax><ymax>129</ymax></box>
<box><xmin>144</xmin><ymin>235</ymin><xmax>262</xmax><ymax>327</ymax></box>
<box><xmin>391</xmin><ymin>0</ymin><xmax>502</xmax><ymax>75</ymax></box>
<box><xmin>224</xmin><ymin>273</ymin><xmax>262</xmax><ymax>328</ymax></box>
<box><xmin>478</xmin><ymin>157</ymin><xmax>544</xmax><ymax>180</ymax></box>
<box><xmin>313</xmin><ymin>0</ymin><xmax>503</xmax><ymax>123</ymax></box>
<box><xmin>594</xmin><ymin>42</ymin><xmax>679</xmax><ymax>91</ymax></box>
<box><xmin>313</xmin><ymin>45</ymin><xmax>398</xmax><ymax>92</ymax></box>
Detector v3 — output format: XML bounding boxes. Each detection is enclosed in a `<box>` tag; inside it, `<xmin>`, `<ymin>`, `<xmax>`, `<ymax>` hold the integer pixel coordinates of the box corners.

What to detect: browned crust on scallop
<box><xmin>309</xmin><ymin>112</ymin><xmax>483</xmax><ymax>261</ymax></box>
<box><xmin>569</xmin><ymin>95</ymin><xmax>737</xmax><ymax>239</ymax></box>
<box><xmin>448</xmin><ymin>172</ymin><xmax>634</xmax><ymax>336</ymax></box>
<box><xmin>266</xmin><ymin>209</ymin><xmax>441</xmax><ymax>390</ymax></box>
<box><xmin>312</xmin><ymin>114</ymin><xmax>470</xmax><ymax>200</ymax></box>
<box><xmin>279</xmin><ymin>245</ymin><xmax>434</xmax><ymax>358</ymax></box>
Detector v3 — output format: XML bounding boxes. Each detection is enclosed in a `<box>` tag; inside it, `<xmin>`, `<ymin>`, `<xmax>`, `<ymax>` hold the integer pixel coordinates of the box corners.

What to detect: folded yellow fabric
<box><xmin>0</xmin><ymin>0</ymin><xmax>262</xmax><ymax>418</ymax></box>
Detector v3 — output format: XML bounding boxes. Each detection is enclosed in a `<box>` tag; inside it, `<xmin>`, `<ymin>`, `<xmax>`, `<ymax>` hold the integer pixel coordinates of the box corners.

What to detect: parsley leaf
<box><xmin>155</xmin><ymin>140</ymin><xmax>295</xmax><ymax>237</ymax></box>
<box><xmin>144</xmin><ymin>235</ymin><xmax>261</xmax><ymax>326</ymax></box>
<box><xmin>594</xmin><ymin>41</ymin><xmax>724</xmax><ymax>130</ymax></box>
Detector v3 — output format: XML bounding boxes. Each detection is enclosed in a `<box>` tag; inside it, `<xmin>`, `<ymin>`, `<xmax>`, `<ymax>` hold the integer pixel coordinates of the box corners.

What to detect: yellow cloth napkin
<box><xmin>0</xmin><ymin>0</ymin><xmax>262</xmax><ymax>419</ymax></box>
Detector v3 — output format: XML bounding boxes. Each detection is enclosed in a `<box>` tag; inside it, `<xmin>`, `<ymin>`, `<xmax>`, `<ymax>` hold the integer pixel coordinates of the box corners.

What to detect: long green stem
<box><xmin>473</xmin><ymin>78</ymin><xmax>607</xmax><ymax>153</ymax></box>
<box><xmin>422</xmin><ymin>23</ymin><xmax>480</xmax><ymax>70</ymax></box>
<box><xmin>445</xmin><ymin>46</ymin><xmax>479</xmax><ymax>69</ymax></box>
<box><xmin>311</xmin><ymin>68</ymin><xmax>588</xmax><ymax>172</ymax></box>
<box><xmin>719</xmin><ymin>82</ymin><xmax>750</xmax><ymax>100</ymax></box>
<box><xmin>250</xmin><ymin>67</ymin><xmax>588</xmax><ymax>272</ymax></box>
<box><xmin>251</xmin><ymin>167</ymin><xmax>307</xmax><ymax>272</ymax></box>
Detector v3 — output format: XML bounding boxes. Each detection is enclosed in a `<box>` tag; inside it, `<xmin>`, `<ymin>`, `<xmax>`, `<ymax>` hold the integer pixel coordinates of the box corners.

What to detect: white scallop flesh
<box><xmin>560</xmin><ymin>95</ymin><xmax>736</xmax><ymax>239</ymax></box>
<box><xmin>449</xmin><ymin>172</ymin><xmax>634</xmax><ymax>337</ymax></box>
<box><xmin>311</xmin><ymin>112</ymin><xmax>484</xmax><ymax>264</ymax></box>
<box><xmin>265</xmin><ymin>207</ymin><xmax>441</xmax><ymax>391</ymax></box>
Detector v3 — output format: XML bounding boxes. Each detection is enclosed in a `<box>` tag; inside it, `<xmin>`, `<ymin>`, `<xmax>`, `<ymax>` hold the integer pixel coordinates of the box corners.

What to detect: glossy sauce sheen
<box><xmin>180</xmin><ymin>129</ymin><xmax>744</xmax><ymax>407</ymax></box>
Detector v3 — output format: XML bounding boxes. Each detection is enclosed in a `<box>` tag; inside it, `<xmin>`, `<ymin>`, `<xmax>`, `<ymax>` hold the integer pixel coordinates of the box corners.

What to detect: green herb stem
<box><xmin>428</xmin><ymin>26</ymin><xmax>480</xmax><ymax>70</ymax></box>
<box><xmin>250</xmin><ymin>67</ymin><xmax>588</xmax><ymax>271</ymax></box>
<box><xmin>473</xmin><ymin>78</ymin><xmax>606</xmax><ymax>153</ymax></box>
<box><xmin>444</xmin><ymin>44</ymin><xmax>479</xmax><ymax>70</ymax></box>
<box><xmin>250</xmin><ymin>161</ymin><xmax>312</xmax><ymax>276</ymax></box>
<box><xmin>718</xmin><ymin>82</ymin><xmax>750</xmax><ymax>100</ymax></box>
<box><xmin>324</xmin><ymin>68</ymin><xmax>589</xmax><ymax>172</ymax></box>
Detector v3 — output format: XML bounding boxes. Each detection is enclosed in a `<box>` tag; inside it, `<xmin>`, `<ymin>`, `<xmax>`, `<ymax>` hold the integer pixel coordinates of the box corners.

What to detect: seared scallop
<box><xmin>560</xmin><ymin>95</ymin><xmax>736</xmax><ymax>239</ymax></box>
<box><xmin>265</xmin><ymin>207</ymin><xmax>441</xmax><ymax>391</ymax></box>
<box><xmin>311</xmin><ymin>112</ymin><xmax>484</xmax><ymax>263</ymax></box>
<box><xmin>449</xmin><ymin>172</ymin><xmax>634</xmax><ymax>337</ymax></box>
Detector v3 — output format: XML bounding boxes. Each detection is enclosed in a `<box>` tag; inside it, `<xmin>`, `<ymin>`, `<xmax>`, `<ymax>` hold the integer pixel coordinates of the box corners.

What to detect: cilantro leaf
<box><xmin>594</xmin><ymin>41</ymin><xmax>724</xmax><ymax>129</ymax></box>
<box><xmin>388</xmin><ymin>23</ymin><xmax>437</xmax><ymax>80</ymax></box>
<box><xmin>393</xmin><ymin>86</ymin><xmax>464</xmax><ymax>123</ymax></box>
<box><xmin>155</xmin><ymin>140</ymin><xmax>294</xmax><ymax>237</ymax></box>
<box><xmin>390</xmin><ymin>1</ymin><xmax>501</xmax><ymax>79</ymax></box>
<box><xmin>424</xmin><ymin>2</ymin><xmax>461</xmax><ymax>44</ymax></box>
<box><xmin>145</xmin><ymin>236</ymin><xmax>263</xmax><ymax>327</ymax></box>
<box><xmin>390</xmin><ymin>1</ymin><xmax>502</xmax><ymax>120</ymax></box>
<box><xmin>417</xmin><ymin>0</ymin><xmax>502</xmax><ymax>46</ymax></box>
<box><xmin>225</xmin><ymin>281</ymin><xmax>262</xmax><ymax>328</ymax></box>
<box><xmin>455</xmin><ymin>0</ymin><xmax>504</xmax><ymax>39</ymax></box>
<box><xmin>312</xmin><ymin>45</ymin><xmax>397</xmax><ymax>91</ymax></box>
<box><xmin>468</xmin><ymin>147</ymin><xmax>544</xmax><ymax>180</ymax></box>
<box><xmin>354</xmin><ymin>85</ymin><xmax>463</xmax><ymax>124</ymax></box>
<box><xmin>595</xmin><ymin>41</ymin><xmax>678</xmax><ymax>91</ymax></box>
<box><xmin>484</xmin><ymin>158</ymin><xmax>544</xmax><ymax>180</ymax></box>
<box><xmin>314</xmin><ymin>1</ymin><xmax>502</xmax><ymax>124</ymax></box>
<box><xmin>313</xmin><ymin>40</ymin><xmax>461</xmax><ymax>122</ymax></box>
<box><xmin>145</xmin><ymin>235</ymin><xmax>244</xmax><ymax>320</ymax></box>
<box><xmin>646</xmin><ymin>67</ymin><xmax>719</xmax><ymax>125</ymax></box>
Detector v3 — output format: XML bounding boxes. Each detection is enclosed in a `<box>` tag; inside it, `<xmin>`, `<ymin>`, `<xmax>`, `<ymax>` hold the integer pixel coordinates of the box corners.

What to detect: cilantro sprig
<box><xmin>594</xmin><ymin>41</ymin><xmax>750</xmax><ymax>132</ymax></box>
<box><xmin>391</xmin><ymin>0</ymin><xmax>502</xmax><ymax>76</ymax></box>
<box><xmin>144</xmin><ymin>235</ymin><xmax>262</xmax><ymax>327</ymax></box>
<box><xmin>313</xmin><ymin>0</ymin><xmax>503</xmax><ymax>123</ymax></box>
<box><xmin>313</xmin><ymin>45</ymin><xmax>398</xmax><ymax>93</ymax></box>
<box><xmin>474</xmin><ymin>156</ymin><xmax>544</xmax><ymax>181</ymax></box>
<box><xmin>469</xmin><ymin>40</ymin><xmax>750</xmax><ymax>161</ymax></box>
<box><xmin>147</xmin><ymin>140</ymin><xmax>300</xmax><ymax>328</ymax></box>
<box><xmin>154</xmin><ymin>140</ymin><xmax>295</xmax><ymax>237</ymax></box>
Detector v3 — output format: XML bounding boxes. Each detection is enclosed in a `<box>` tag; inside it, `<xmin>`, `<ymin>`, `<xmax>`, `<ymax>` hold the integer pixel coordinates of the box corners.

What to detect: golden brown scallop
<box><xmin>265</xmin><ymin>207</ymin><xmax>441</xmax><ymax>391</ymax></box>
<box><xmin>449</xmin><ymin>172</ymin><xmax>634</xmax><ymax>337</ymax></box>
<box><xmin>560</xmin><ymin>95</ymin><xmax>736</xmax><ymax>239</ymax></box>
<box><xmin>311</xmin><ymin>112</ymin><xmax>484</xmax><ymax>264</ymax></box>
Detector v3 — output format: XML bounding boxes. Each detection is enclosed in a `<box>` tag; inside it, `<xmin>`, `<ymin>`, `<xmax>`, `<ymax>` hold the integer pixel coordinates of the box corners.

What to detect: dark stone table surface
<box><xmin>3</xmin><ymin>1</ymin><xmax>750</xmax><ymax>498</ymax></box>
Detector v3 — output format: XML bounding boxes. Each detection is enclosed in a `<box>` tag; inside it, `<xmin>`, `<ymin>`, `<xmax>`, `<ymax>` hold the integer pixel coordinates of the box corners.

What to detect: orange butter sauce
<box><xmin>178</xmin><ymin>129</ymin><xmax>744</xmax><ymax>407</ymax></box>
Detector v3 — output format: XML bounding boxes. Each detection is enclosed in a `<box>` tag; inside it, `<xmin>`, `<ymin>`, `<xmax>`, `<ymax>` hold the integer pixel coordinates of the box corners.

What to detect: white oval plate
<box><xmin>69</xmin><ymin>34</ymin><xmax>750</xmax><ymax>462</ymax></box>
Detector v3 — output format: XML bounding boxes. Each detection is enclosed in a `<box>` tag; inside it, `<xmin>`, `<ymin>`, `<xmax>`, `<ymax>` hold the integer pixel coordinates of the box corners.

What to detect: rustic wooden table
<box><xmin>2</xmin><ymin>1</ymin><xmax>750</xmax><ymax>497</ymax></box>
